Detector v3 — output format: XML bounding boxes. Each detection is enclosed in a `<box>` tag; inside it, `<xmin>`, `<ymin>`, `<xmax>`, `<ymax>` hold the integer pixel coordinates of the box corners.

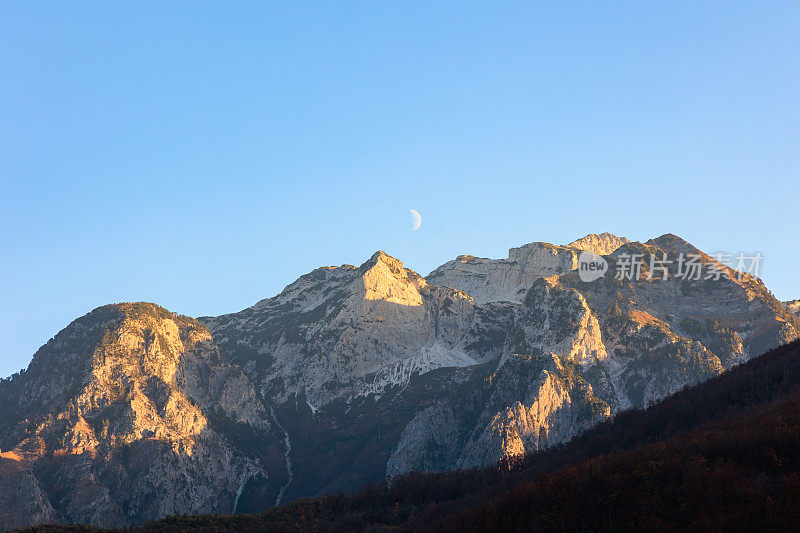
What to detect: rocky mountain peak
<box><xmin>13</xmin><ymin>303</ymin><xmax>179</xmax><ymax>416</ymax></box>
<box><xmin>565</xmin><ymin>232</ymin><xmax>630</xmax><ymax>255</ymax></box>
<box><xmin>645</xmin><ymin>233</ymin><xmax>700</xmax><ymax>255</ymax></box>
<box><xmin>205</xmin><ymin>248</ymin><xmax>479</xmax><ymax>409</ymax></box>
<box><xmin>365</xmin><ymin>249</ymin><xmax>398</xmax><ymax>265</ymax></box>
<box><xmin>0</xmin><ymin>302</ymin><xmax>274</xmax><ymax>528</ymax></box>
<box><xmin>427</xmin><ymin>241</ymin><xmax>579</xmax><ymax>304</ymax></box>
<box><xmin>9</xmin><ymin>302</ymin><xmax>269</xmax><ymax>436</ymax></box>
<box><xmin>359</xmin><ymin>251</ymin><xmax>427</xmax><ymax>305</ymax></box>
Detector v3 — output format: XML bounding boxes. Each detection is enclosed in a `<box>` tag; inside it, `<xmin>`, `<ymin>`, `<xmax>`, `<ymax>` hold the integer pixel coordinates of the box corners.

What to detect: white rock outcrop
<box><xmin>427</xmin><ymin>242</ymin><xmax>581</xmax><ymax>304</ymax></box>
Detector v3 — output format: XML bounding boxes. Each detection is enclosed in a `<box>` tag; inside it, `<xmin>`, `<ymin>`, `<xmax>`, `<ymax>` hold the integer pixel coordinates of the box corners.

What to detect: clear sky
<box><xmin>1</xmin><ymin>2</ymin><xmax>799</xmax><ymax>377</ymax></box>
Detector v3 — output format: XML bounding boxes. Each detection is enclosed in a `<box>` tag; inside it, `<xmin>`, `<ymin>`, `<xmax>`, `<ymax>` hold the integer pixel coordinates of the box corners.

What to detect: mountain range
<box><xmin>132</xmin><ymin>337</ymin><xmax>800</xmax><ymax>532</ymax></box>
<box><xmin>1</xmin><ymin>232</ymin><xmax>797</xmax><ymax>529</ymax></box>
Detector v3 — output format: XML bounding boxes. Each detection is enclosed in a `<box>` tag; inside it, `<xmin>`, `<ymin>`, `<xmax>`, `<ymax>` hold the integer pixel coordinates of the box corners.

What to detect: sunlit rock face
<box><xmin>204</xmin><ymin>251</ymin><xmax>486</xmax><ymax>407</ymax></box>
<box><xmin>568</xmin><ymin>235</ymin><xmax>798</xmax><ymax>408</ymax></box>
<box><xmin>0</xmin><ymin>304</ymin><xmax>272</xmax><ymax>528</ymax></box>
<box><xmin>385</xmin><ymin>234</ymin><xmax>798</xmax><ymax>474</ymax></box>
<box><xmin>456</xmin><ymin>356</ymin><xmax>609</xmax><ymax>469</ymax></box>
<box><xmin>2</xmin><ymin>233</ymin><xmax>798</xmax><ymax>527</ymax></box>
<box><xmin>565</xmin><ymin>232</ymin><xmax>630</xmax><ymax>255</ymax></box>
<box><xmin>518</xmin><ymin>276</ymin><xmax>608</xmax><ymax>366</ymax></box>
<box><xmin>427</xmin><ymin>242</ymin><xmax>581</xmax><ymax>304</ymax></box>
<box><xmin>386</xmin><ymin>352</ymin><xmax>610</xmax><ymax>476</ymax></box>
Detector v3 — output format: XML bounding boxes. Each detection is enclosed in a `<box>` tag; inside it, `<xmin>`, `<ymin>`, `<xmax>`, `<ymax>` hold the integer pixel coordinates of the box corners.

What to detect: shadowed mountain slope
<box><xmin>120</xmin><ymin>338</ymin><xmax>800</xmax><ymax>532</ymax></box>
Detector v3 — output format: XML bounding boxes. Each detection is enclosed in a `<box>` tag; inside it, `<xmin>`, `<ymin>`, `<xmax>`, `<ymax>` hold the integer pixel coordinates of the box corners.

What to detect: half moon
<box><xmin>409</xmin><ymin>209</ymin><xmax>422</xmax><ymax>231</ymax></box>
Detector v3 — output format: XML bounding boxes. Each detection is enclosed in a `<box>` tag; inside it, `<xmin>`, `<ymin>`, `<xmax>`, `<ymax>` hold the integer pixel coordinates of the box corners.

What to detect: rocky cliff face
<box><xmin>427</xmin><ymin>242</ymin><xmax>581</xmax><ymax>304</ymax></box>
<box><xmin>206</xmin><ymin>233</ymin><xmax>797</xmax><ymax>490</ymax></box>
<box><xmin>386</xmin><ymin>351</ymin><xmax>609</xmax><ymax>476</ymax></box>
<box><xmin>1</xmin><ymin>233</ymin><xmax>797</xmax><ymax>528</ymax></box>
<box><xmin>0</xmin><ymin>304</ymin><xmax>278</xmax><ymax>529</ymax></box>
<box><xmin>203</xmin><ymin>251</ymin><xmax>492</xmax><ymax>408</ymax></box>
<box><xmin>383</xmin><ymin>234</ymin><xmax>797</xmax><ymax>476</ymax></box>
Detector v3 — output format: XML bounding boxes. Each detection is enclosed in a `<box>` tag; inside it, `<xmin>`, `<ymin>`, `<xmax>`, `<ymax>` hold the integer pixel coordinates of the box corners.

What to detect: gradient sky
<box><xmin>2</xmin><ymin>2</ymin><xmax>799</xmax><ymax>377</ymax></box>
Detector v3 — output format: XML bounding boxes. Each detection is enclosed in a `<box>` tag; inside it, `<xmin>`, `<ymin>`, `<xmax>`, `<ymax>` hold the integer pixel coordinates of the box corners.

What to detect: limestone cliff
<box><xmin>204</xmin><ymin>251</ymin><xmax>489</xmax><ymax>408</ymax></box>
<box><xmin>0</xmin><ymin>303</ymin><xmax>275</xmax><ymax>528</ymax></box>
<box><xmin>427</xmin><ymin>242</ymin><xmax>580</xmax><ymax>304</ymax></box>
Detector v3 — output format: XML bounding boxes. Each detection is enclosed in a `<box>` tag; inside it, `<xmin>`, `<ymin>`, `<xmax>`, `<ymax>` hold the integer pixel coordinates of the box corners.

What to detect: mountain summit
<box><xmin>0</xmin><ymin>303</ymin><xmax>277</xmax><ymax>528</ymax></box>
<box><xmin>565</xmin><ymin>232</ymin><xmax>631</xmax><ymax>255</ymax></box>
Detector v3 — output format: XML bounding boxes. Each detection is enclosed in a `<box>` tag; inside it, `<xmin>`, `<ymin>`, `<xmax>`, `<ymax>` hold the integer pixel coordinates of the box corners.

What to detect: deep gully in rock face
<box><xmin>232</xmin><ymin>474</ymin><xmax>249</xmax><ymax>514</ymax></box>
<box><xmin>269</xmin><ymin>405</ymin><xmax>293</xmax><ymax>506</ymax></box>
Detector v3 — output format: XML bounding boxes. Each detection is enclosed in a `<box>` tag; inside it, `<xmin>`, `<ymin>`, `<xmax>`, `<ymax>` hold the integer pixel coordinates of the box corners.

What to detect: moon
<box><xmin>409</xmin><ymin>209</ymin><xmax>422</xmax><ymax>231</ymax></box>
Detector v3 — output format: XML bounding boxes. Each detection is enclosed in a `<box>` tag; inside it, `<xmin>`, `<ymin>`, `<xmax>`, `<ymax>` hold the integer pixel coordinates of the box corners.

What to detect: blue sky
<box><xmin>1</xmin><ymin>2</ymin><xmax>799</xmax><ymax>377</ymax></box>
